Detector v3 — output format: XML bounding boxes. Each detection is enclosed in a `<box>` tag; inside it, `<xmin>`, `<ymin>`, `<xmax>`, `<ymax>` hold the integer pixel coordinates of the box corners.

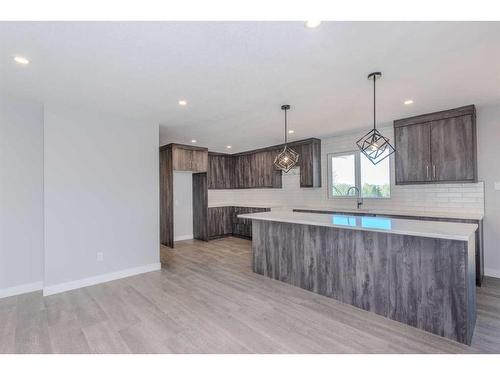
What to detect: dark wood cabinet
<box><xmin>296</xmin><ymin>138</ymin><xmax>321</xmax><ymax>187</ymax></box>
<box><xmin>232</xmin><ymin>206</ymin><xmax>270</xmax><ymax>238</ymax></box>
<box><xmin>207</xmin><ymin>206</ymin><xmax>270</xmax><ymax>239</ymax></box>
<box><xmin>193</xmin><ymin>172</ymin><xmax>208</xmax><ymax>241</ymax></box>
<box><xmin>394</xmin><ymin>105</ymin><xmax>477</xmax><ymax>185</ymax></box>
<box><xmin>171</xmin><ymin>144</ymin><xmax>208</xmax><ymax>172</ymax></box>
<box><xmin>191</xmin><ymin>149</ymin><xmax>209</xmax><ymax>173</ymax></box>
<box><xmin>207</xmin><ymin>153</ymin><xmax>234</xmax><ymax>189</ymax></box>
<box><xmin>207</xmin><ymin>206</ymin><xmax>233</xmax><ymax>239</ymax></box>
<box><xmin>159</xmin><ymin>143</ymin><xmax>209</xmax><ymax>248</ymax></box>
<box><xmin>394</xmin><ymin>122</ymin><xmax>431</xmax><ymax>183</ymax></box>
<box><xmin>207</xmin><ymin>138</ymin><xmax>320</xmax><ymax>189</ymax></box>
<box><xmin>430</xmin><ymin>115</ymin><xmax>475</xmax><ymax>182</ymax></box>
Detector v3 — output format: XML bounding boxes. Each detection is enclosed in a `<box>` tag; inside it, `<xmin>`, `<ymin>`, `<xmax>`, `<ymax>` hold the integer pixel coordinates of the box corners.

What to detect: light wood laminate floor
<box><xmin>1</xmin><ymin>237</ymin><xmax>500</xmax><ymax>353</ymax></box>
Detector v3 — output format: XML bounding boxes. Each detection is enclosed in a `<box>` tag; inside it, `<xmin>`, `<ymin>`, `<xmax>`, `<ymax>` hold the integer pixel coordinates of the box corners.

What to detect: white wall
<box><xmin>477</xmin><ymin>104</ymin><xmax>500</xmax><ymax>277</ymax></box>
<box><xmin>173</xmin><ymin>172</ymin><xmax>193</xmax><ymax>241</ymax></box>
<box><xmin>0</xmin><ymin>95</ymin><xmax>44</xmax><ymax>297</ymax></box>
<box><xmin>43</xmin><ymin>104</ymin><xmax>160</xmax><ymax>293</ymax></box>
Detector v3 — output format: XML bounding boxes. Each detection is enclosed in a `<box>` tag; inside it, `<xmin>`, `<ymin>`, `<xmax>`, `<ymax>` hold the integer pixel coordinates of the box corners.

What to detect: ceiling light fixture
<box><xmin>14</xmin><ymin>56</ymin><xmax>29</xmax><ymax>65</ymax></box>
<box><xmin>178</xmin><ymin>100</ymin><xmax>187</xmax><ymax>106</ymax></box>
<box><xmin>288</xmin><ymin>130</ymin><xmax>295</xmax><ymax>134</ymax></box>
<box><xmin>274</xmin><ymin>105</ymin><xmax>299</xmax><ymax>173</ymax></box>
<box><xmin>226</xmin><ymin>145</ymin><xmax>232</xmax><ymax>149</ymax></box>
<box><xmin>356</xmin><ymin>72</ymin><xmax>395</xmax><ymax>165</ymax></box>
<box><xmin>305</xmin><ymin>20</ymin><xmax>321</xmax><ymax>29</ymax></box>
<box><xmin>404</xmin><ymin>99</ymin><xmax>414</xmax><ymax>105</ymax></box>
<box><xmin>191</xmin><ymin>139</ymin><xmax>197</xmax><ymax>143</ymax></box>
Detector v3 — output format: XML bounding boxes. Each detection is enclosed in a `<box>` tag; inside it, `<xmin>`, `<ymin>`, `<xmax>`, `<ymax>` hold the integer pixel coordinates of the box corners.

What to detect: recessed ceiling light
<box><xmin>226</xmin><ymin>145</ymin><xmax>232</xmax><ymax>149</ymax></box>
<box><xmin>178</xmin><ymin>100</ymin><xmax>187</xmax><ymax>106</ymax></box>
<box><xmin>404</xmin><ymin>99</ymin><xmax>414</xmax><ymax>105</ymax></box>
<box><xmin>305</xmin><ymin>21</ymin><xmax>321</xmax><ymax>29</ymax></box>
<box><xmin>14</xmin><ymin>56</ymin><xmax>29</xmax><ymax>65</ymax></box>
<box><xmin>288</xmin><ymin>130</ymin><xmax>295</xmax><ymax>134</ymax></box>
<box><xmin>191</xmin><ymin>139</ymin><xmax>197</xmax><ymax>143</ymax></box>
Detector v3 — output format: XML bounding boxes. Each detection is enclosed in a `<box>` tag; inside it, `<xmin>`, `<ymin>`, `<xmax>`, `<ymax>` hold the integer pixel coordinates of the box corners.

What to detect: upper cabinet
<box><xmin>233</xmin><ymin>150</ymin><xmax>282</xmax><ymax>189</ymax></box>
<box><xmin>394</xmin><ymin>122</ymin><xmax>432</xmax><ymax>183</ymax></box>
<box><xmin>169</xmin><ymin>144</ymin><xmax>208</xmax><ymax>172</ymax></box>
<box><xmin>207</xmin><ymin>138</ymin><xmax>321</xmax><ymax>189</ymax></box>
<box><xmin>207</xmin><ymin>153</ymin><xmax>234</xmax><ymax>189</ymax></box>
<box><xmin>296</xmin><ymin>138</ymin><xmax>321</xmax><ymax>188</ymax></box>
<box><xmin>394</xmin><ymin>105</ymin><xmax>477</xmax><ymax>185</ymax></box>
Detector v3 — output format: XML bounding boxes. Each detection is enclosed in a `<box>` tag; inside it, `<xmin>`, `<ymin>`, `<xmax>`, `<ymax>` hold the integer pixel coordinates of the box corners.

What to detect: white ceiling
<box><xmin>1</xmin><ymin>21</ymin><xmax>500</xmax><ymax>153</ymax></box>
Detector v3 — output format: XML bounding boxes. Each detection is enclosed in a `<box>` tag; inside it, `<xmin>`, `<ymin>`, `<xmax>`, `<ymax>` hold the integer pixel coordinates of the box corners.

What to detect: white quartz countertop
<box><xmin>208</xmin><ymin>203</ymin><xmax>281</xmax><ymax>209</ymax></box>
<box><xmin>208</xmin><ymin>203</ymin><xmax>483</xmax><ymax>220</ymax></box>
<box><xmin>290</xmin><ymin>206</ymin><xmax>484</xmax><ymax>221</ymax></box>
<box><xmin>237</xmin><ymin>211</ymin><xmax>478</xmax><ymax>241</ymax></box>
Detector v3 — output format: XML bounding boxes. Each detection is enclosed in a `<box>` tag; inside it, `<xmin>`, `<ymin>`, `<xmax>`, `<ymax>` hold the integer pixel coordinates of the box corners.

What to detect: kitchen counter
<box><xmin>242</xmin><ymin>210</ymin><xmax>477</xmax><ymax>345</ymax></box>
<box><xmin>290</xmin><ymin>206</ymin><xmax>484</xmax><ymax>220</ymax></box>
<box><xmin>208</xmin><ymin>202</ymin><xmax>280</xmax><ymax>209</ymax></box>
<box><xmin>238</xmin><ymin>211</ymin><xmax>477</xmax><ymax>241</ymax></box>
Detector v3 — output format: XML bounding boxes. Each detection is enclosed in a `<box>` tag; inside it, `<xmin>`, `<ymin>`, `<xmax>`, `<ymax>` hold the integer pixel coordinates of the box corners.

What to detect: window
<box><xmin>328</xmin><ymin>150</ymin><xmax>391</xmax><ymax>199</ymax></box>
<box><xmin>330</xmin><ymin>153</ymin><xmax>356</xmax><ymax>196</ymax></box>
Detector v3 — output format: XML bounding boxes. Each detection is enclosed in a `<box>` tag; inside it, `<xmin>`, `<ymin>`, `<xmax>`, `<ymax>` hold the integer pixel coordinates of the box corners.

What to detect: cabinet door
<box><xmin>237</xmin><ymin>155</ymin><xmax>253</xmax><ymax>188</ymax></box>
<box><xmin>395</xmin><ymin>123</ymin><xmax>431</xmax><ymax>184</ymax></box>
<box><xmin>208</xmin><ymin>207</ymin><xmax>230</xmax><ymax>238</ymax></box>
<box><xmin>430</xmin><ymin>115</ymin><xmax>475</xmax><ymax>182</ymax></box>
<box><xmin>172</xmin><ymin>148</ymin><xmax>192</xmax><ymax>171</ymax></box>
<box><xmin>208</xmin><ymin>154</ymin><xmax>233</xmax><ymax>189</ymax></box>
<box><xmin>207</xmin><ymin>155</ymin><xmax>219</xmax><ymax>189</ymax></box>
<box><xmin>296</xmin><ymin>140</ymin><xmax>321</xmax><ymax>187</ymax></box>
<box><xmin>191</xmin><ymin>150</ymin><xmax>208</xmax><ymax>172</ymax></box>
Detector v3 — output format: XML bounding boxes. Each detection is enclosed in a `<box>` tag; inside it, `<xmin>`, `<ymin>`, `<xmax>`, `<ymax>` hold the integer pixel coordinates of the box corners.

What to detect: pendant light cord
<box><xmin>284</xmin><ymin>108</ymin><xmax>288</xmax><ymax>145</ymax></box>
<box><xmin>373</xmin><ymin>74</ymin><xmax>376</xmax><ymax>131</ymax></box>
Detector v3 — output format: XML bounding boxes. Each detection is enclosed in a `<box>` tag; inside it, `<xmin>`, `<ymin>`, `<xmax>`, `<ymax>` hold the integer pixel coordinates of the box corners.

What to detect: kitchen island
<box><xmin>238</xmin><ymin>211</ymin><xmax>478</xmax><ymax>345</ymax></box>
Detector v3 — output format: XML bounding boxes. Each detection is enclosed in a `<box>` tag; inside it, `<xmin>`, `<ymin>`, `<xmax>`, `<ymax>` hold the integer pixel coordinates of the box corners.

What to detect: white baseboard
<box><xmin>43</xmin><ymin>262</ymin><xmax>161</xmax><ymax>296</ymax></box>
<box><xmin>0</xmin><ymin>281</ymin><xmax>43</xmax><ymax>299</ymax></box>
<box><xmin>174</xmin><ymin>234</ymin><xmax>193</xmax><ymax>241</ymax></box>
<box><xmin>485</xmin><ymin>268</ymin><xmax>500</xmax><ymax>279</ymax></box>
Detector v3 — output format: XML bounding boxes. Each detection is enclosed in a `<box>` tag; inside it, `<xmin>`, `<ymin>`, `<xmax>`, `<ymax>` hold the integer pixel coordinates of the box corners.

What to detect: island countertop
<box><xmin>238</xmin><ymin>210</ymin><xmax>478</xmax><ymax>241</ymax></box>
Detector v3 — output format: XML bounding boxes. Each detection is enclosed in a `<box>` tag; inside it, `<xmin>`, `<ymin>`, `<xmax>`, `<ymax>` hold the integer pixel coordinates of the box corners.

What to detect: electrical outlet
<box><xmin>96</xmin><ymin>252</ymin><xmax>104</xmax><ymax>262</ymax></box>
<box><xmin>495</xmin><ymin>182</ymin><xmax>500</xmax><ymax>191</ymax></box>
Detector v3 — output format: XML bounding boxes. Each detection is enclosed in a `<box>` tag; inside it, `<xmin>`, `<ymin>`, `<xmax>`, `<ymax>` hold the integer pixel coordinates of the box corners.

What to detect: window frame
<box><xmin>327</xmin><ymin>150</ymin><xmax>391</xmax><ymax>200</ymax></box>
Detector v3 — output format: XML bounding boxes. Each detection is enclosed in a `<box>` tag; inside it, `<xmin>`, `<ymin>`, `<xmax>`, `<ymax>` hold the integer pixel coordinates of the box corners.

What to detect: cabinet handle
<box><xmin>433</xmin><ymin>165</ymin><xmax>436</xmax><ymax>179</ymax></box>
<box><xmin>426</xmin><ymin>165</ymin><xmax>429</xmax><ymax>179</ymax></box>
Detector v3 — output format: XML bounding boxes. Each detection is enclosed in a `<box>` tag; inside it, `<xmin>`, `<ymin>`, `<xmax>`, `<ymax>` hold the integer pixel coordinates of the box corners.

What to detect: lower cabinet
<box><xmin>208</xmin><ymin>206</ymin><xmax>270</xmax><ymax>239</ymax></box>
<box><xmin>207</xmin><ymin>207</ymin><xmax>233</xmax><ymax>239</ymax></box>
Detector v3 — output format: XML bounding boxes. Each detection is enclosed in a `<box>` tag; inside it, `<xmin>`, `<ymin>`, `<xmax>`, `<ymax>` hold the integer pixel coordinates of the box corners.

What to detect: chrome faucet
<box><xmin>347</xmin><ymin>186</ymin><xmax>363</xmax><ymax>209</ymax></box>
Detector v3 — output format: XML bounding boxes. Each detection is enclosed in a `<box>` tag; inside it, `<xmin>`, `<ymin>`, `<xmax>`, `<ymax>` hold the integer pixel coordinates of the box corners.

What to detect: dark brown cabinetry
<box><xmin>207</xmin><ymin>153</ymin><xmax>234</xmax><ymax>189</ymax></box>
<box><xmin>430</xmin><ymin>115</ymin><xmax>475</xmax><ymax>182</ymax></box>
<box><xmin>207</xmin><ymin>138</ymin><xmax>321</xmax><ymax>189</ymax></box>
<box><xmin>160</xmin><ymin>143</ymin><xmax>209</xmax><ymax>248</ymax></box>
<box><xmin>394</xmin><ymin>105</ymin><xmax>477</xmax><ymax>185</ymax></box>
<box><xmin>394</xmin><ymin>122</ymin><xmax>432</xmax><ymax>183</ymax></box>
<box><xmin>232</xmin><ymin>207</ymin><xmax>270</xmax><ymax>238</ymax></box>
<box><xmin>207</xmin><ymin>206</ymin><xmax>270</xmax><ymax>239</ymax></box>
<box><xmin>171</xmin><ymin>144</ymin><xmax>208</xmax><ymax>172</ymax></box>
<box><xmin>295</xmin><ymin>139</ymin><xmax>322</xmax><ymax>187</ymax></box>
<box><xmin>207</xmin><ymin>206</ymin><xmax>234</xmax><ymax>239</ymax></box>
<box><xmin>233</xmin><ymin>151</ymin><xmax>282</xmax><ymax>189</ymax></box>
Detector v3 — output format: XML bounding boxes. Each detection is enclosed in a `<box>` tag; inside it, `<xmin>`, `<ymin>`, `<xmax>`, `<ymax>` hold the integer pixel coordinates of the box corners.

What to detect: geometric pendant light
<box><xmin>274</xmin><ymin>104</ymin><xmax>299</xmax><ymax>172</ymax></box>
<box><xmin>356</xmin><ymin>72</ymin><xmax>395</xmax><ymax>165</ymax></box>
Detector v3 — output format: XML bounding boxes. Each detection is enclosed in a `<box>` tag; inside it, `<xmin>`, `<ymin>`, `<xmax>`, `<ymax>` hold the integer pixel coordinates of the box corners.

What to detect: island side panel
<box><xmin>251</xmin><ymin>220</ymin><xmax>475</xmax><ymax>345</ymax></box>
<box><xmin>466</xmin><ymin>235</ymin><xmax>477</xmax><ymax>344</ymax></box>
